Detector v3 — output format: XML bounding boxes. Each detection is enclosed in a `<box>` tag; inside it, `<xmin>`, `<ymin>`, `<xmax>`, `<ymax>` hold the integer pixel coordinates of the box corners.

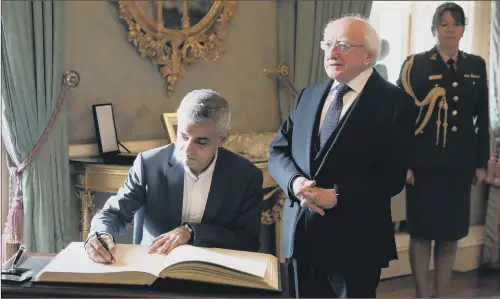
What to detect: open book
<box><xmin>33</xmin><ymin>242</ymin><xmax>280</xmax><ymax>291</ymax></box>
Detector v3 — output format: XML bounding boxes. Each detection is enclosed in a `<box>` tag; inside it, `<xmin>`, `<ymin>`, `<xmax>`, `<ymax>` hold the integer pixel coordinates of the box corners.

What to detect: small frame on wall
<box><xmin>162</xmin><ymin>113</ymin><xmax>178</xmax><ymax>143</ymax></box>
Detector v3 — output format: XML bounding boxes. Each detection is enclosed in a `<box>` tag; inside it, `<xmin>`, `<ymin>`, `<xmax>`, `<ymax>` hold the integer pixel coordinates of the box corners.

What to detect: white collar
<box><xmin>331</xmin><ymin>67</ymin><xmax>373</xmax><ymax>93</ymax></box>
<box><xmin>437</xmin><ymin>47</ymin><xmax>459</xmax><ymax>63</ymax></box>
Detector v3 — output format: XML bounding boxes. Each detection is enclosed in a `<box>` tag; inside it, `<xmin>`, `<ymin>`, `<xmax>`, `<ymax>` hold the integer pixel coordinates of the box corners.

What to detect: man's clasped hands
<box><xmin>292</xmin><ymin>176</ymin><xmax>338</xmax><ymax>216</ymax></box>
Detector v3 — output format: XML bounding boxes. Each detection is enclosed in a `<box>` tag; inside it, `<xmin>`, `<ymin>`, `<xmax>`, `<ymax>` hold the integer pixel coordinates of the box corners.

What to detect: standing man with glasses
<box><xmin>268</xmin><ymin>16</ymin><xmax>415</xmax><ymax>298</ymax></box>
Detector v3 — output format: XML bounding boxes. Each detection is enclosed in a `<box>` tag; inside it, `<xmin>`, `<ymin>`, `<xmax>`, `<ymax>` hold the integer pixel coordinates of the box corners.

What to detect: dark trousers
<box><xmin>291</xmin><ymin>258</ymin><xmax>382</xmax><ymax>298</ymax></box>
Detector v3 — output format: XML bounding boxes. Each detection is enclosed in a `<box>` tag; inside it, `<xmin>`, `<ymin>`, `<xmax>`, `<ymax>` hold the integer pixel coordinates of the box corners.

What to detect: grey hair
<box><xmin>177</xmin><ymin>89</ymin><xmax>231</xmax><ymax>133</ymax></box>
<box><xmin>323</xmin><ymin>14</ymin><xmax>381</xmax><ymax>66</ymax></box>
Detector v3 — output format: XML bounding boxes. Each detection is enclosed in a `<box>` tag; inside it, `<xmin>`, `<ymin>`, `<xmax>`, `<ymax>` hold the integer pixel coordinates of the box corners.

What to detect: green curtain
<box><xmin>1</xmin><ymin>1</ymin><xmax>78</xmax><ymax>255</ymax></box>
<box><xmin>275</xmin><ymin>0</ymin><xmax>373</xmax><ymax>123</ymax></box>
<box><xmin>483</xmin><ymin>0</ymin><xmax>500</xmax><ymax>270</ymax></box>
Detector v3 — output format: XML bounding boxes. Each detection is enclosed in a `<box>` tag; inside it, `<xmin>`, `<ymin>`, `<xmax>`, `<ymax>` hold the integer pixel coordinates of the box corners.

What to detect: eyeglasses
<box><xmin>320</xmin><ymin>40</ymin><xmax>365</xmax><ymax>53</ymax></box>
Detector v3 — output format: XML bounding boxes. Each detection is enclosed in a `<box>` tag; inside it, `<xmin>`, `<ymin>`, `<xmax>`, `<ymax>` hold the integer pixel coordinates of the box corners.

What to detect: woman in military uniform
<box><xmin>397</xmin><ymin>2</ymin><xmax>489</xmax><ymax>297</ymax></box>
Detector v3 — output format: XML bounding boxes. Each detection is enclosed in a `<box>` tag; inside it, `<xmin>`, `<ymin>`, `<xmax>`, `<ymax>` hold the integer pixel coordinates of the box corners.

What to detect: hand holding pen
<box><xmin>84</xmin><ymin>231</ymin><xmax>116</xmax><ymax>264</ymax></box>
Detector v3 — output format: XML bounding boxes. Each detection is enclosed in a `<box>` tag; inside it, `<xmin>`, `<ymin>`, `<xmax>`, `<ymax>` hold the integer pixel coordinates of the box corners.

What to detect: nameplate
<box><xmin>429</xmin><ymin>74</ymin><xmax>442</xmax><ymax>80</ymax></box>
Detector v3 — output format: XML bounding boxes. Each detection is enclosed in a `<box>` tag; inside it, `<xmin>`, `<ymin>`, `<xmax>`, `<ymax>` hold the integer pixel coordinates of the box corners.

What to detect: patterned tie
<box><xmin>319</xmin><ymin>84</ymin><xmax>352</xmax><ymax>148</ymax></box>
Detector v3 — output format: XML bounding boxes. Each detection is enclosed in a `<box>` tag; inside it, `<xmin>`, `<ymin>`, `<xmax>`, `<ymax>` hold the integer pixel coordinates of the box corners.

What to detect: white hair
<box><xmin>323</xmin><ymin>14</ymin><xmax>381</xmax><ymax>66</ymax></box>
<box><xmin>177</xmin><ymin>89</ymin><xmax>231</xmax><ymax>133</ymax></box>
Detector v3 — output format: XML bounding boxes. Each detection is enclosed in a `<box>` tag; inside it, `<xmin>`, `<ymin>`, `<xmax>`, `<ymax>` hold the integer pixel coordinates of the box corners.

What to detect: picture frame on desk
<box><xmin>92</xmin><ymin>103</ymin><xmax>120</xmax><ymax>155</ymax></box>
<box><xmin>162</xmin><ymin>112</ymin><xmax>178</xmax><ymax>143</ymax></box>
<box><xmin>91</xmin><ymin>103</ymin><xmax>137</xmax><ymax>166</ymax></box>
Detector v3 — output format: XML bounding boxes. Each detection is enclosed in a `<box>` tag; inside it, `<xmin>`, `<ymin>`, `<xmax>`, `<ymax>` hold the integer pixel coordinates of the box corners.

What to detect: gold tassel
<box><xmin>442</xmin><ymin>100</ymin><xmax>449</xmax><ymax>147</ymax></box>
<box><xmin>401</xmin><ymin>56</ymin><xmax>448</xmax><ymax>147</ymax></box>
<box><xmin>436</xmin><ymin>100</ymin><xmax>443</xmax><ymax>145</ymax></box>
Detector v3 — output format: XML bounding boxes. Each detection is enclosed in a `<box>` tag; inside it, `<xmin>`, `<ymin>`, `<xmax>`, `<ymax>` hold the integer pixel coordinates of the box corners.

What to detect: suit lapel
<box><xmin>313</xmin><ymin>96</ymin><xmax>355</xmax><ymax>161</ymax></box>
<box><xmin>313</xmin><ymin>71</ymin><xmax>382</xmax><ymax>177</ymax></box>
<box><xmin>167</xmin><ymin>150</ymin><xmax>185</xmax><ymax>226</ymax></box>
<box><xmin>202</xmin><ymin>149</ymin><xmax>228</xmax><ymax>222</ymax></box>
<box><xmin>304</xmin><ymin>79</ymin><xmax>333</xmax><ymax>175</ymax></box>
<box><xmin>428</xmin><ymin>46</ymin><xmax>463</xmax><ymax>83</ymax></box>
<box><xmin>429</xmin><ymin>46</ymin><xmax>449</xmax><ymax>79</ymax></box>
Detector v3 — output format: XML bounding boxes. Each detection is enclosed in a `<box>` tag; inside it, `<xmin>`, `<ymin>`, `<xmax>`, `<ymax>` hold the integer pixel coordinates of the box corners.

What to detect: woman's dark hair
<box><xmin>431</xmin><ymin>2</ymin><xmax>467</xmax><ymax>33</ymax></box>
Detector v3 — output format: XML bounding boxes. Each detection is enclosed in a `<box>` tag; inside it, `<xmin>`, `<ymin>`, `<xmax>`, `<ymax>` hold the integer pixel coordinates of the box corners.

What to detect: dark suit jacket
<box><xmin>268</xmin><ymin>70</ymin><xmax>415</xmax><ymax>269</ymax></box>
<box><xmin>90</xmin><ymin>144</ymin><xmax>264</xmax><ymax>252</ymax></box>
<box><xmin>396</xmin><ymin>46</ymin><xmax>490</xmax><ymax>170</ymax></box>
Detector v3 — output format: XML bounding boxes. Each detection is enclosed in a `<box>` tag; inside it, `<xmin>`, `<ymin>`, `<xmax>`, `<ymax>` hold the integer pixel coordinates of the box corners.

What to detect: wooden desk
<box><xmin>69</xmin><ymin>157</ymin><xmax>285</xmax><ymax>261</ymax></box>
<box><xmin>1</xmin><ymin>253</ymin><xmax>294</xmax><ymax>298</ymax></box>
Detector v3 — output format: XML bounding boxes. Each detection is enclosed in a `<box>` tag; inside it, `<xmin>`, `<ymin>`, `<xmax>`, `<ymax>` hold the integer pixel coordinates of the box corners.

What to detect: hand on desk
<box><xmin>148</xmin><ymin>226</ymin><xmax>191</xmax><ymax>255</ymax></box>
<box><xmin>84</xmin><ymin>233</ymin><xmax>115</xmax><ymax>264</ymax></box>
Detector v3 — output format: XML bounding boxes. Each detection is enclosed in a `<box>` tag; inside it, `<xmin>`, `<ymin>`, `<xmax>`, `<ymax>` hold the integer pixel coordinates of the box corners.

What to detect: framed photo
<box><xmin>92</xmin><ymin>103</ymin><xmax>120</xmax><ymax>155</ymax></box>
<box><xmin>162</xmin><ymin>112</ymin><xmax>178</xmax><ymax>143</ymax></box>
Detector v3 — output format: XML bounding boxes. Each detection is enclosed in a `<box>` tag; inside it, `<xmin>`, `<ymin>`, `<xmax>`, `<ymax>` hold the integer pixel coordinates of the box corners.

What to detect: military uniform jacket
<box><xmin>397</xmin><ymin>46</ymin><xmax>490</xmax><ymax>170</ymax></box>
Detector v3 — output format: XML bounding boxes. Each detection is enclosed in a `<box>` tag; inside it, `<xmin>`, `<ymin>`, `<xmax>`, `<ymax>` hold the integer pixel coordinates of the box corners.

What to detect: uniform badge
<box><xmin>429</xmin><ymin>74</ymin><xmax>443</xmax><ymax>80</ymax></box>
<box><xmin>430</xmin><ymin>54</ymin><xmax>437</xmax><ymax>60</ymax></box>
<box><xmin>464</xmin><ymin>74</ymin><xmax>470</xmax><ymax>78</ymax></box>
<box><xmin>471</xmin><ymin>73</ymin><xmax>480</xmax><ymax>78</ymax></box>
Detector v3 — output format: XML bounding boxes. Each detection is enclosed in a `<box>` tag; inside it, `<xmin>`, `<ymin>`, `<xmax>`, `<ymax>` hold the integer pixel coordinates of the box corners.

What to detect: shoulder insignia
<box><xmin>430</xmin><ymin>53</ymin><xmax>437</xmax><ymax>60</ymax></box>
<box><xmin>471</xmin><ymin>73</ymin><xmax>480</xmax><ymax>79</ymax></box>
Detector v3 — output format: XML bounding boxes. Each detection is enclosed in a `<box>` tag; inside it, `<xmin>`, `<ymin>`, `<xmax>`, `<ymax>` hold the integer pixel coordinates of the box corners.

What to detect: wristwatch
<box><xmin>333</xmin><ymin>184</ymin><xmax>339</xmax><ymax>196</ymax></box>
<box><xmin>183</xmin><ymin>223</ymin><xmax>193</xmax><ymax>234</ymax></box>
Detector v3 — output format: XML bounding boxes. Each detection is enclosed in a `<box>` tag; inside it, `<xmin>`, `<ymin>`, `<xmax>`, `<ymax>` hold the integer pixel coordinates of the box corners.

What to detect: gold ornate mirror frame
<box><xmin>118</xmin><ymin>1</ymin><xmax>237</xmax><ymax>94</ymax></box>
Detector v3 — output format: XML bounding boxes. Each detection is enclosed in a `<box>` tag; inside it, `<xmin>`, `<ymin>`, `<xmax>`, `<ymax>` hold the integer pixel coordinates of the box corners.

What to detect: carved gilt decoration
<box><xmin>261</xmin><ymin>187</ymin><xmax>285</xmax><ymax>225</ymax></box>
<box><xmin>117</xmin><ymin>1</ymin><xmax>237</xmax><ymax>94</ymax></box>
<box><xmin>224</xmin><ymin>132</ymin><xmax>276</xmax><ymax>161</ymax></box>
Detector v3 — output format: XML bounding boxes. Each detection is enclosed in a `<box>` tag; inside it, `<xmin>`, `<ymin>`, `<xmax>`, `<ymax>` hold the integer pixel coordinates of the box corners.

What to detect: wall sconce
<box><xmin>263</xmin><ymin>63</ymin><xmax>298</xmax><ymax>98</ymax></box>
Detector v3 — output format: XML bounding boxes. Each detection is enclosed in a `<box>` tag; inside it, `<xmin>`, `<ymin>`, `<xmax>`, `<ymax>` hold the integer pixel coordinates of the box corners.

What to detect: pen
<box><xmin>8</xmin><ymin>244</ymin><xmax>25</xmax><ymax>273</ymax></box>
<box><xmin>95</xmin><ymin>232</ymin><xmax>114</xmax><ymax>262</ymax></box>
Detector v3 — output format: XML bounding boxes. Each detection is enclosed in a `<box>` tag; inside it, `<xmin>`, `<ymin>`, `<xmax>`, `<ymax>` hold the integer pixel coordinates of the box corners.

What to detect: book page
<box><xmin>37</xmin><ymin>242</ymin><xmax>166</xmax><ymax>277</ymax></box>
<box><xmin>162</xmin><ymin>245</ymin><xmax>270</xmax><ymax>278</ymax></box>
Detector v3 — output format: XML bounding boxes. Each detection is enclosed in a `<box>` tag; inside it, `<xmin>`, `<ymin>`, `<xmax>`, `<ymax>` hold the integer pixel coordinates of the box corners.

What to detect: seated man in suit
<box><xmin>85</xmin><ymin>89</ymin><xmax>264</xmax><ymax>263</ymax></box>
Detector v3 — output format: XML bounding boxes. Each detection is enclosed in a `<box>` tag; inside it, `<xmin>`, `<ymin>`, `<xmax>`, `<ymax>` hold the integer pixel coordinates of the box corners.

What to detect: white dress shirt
<box><xmin>437</xmin><ymin>48</ymin><xmax>458</xmax><ymax>64</ymax></box>
<box><xmin>437</xmin><ymin>48</ymin><xmax>458</xmax><ymax>71</ymax></box>
<box><xmin>181</xmin><ymin>150</ymin><xmax>218</xmax><ymax>224</ymax></box>
<box><xmin>319</xmin><ymin>68</ymin><xmax>374</xmax><ymax>131</ymax></box>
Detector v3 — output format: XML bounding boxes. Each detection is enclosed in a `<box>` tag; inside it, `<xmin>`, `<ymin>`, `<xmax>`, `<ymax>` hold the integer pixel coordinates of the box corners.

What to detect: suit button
<box><xmin>452</xmin><ymin>110</ymin><xmax>458</xmax><ymax>116</ymax></box>
<box><xmin>452</xmin><ymin>126</ymin><xmax>458</xmax><ymax>132</ymax></box>
<box><xmin>453</xmin><ymin>96</ymin><xmax>459</xmax><ymax>101</ymax></box>
<box><xmin>452</xmin><ymin>82</ymin><xmax>458</xmax><ymax>87</ymax></box>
